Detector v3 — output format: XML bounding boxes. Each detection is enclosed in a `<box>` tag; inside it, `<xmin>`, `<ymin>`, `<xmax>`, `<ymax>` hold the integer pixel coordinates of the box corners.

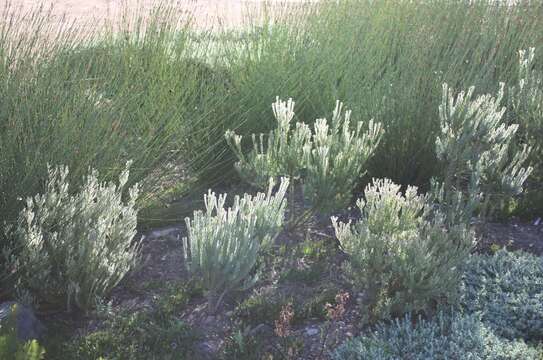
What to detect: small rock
<box><xmin>248</xmin><ymin>323</ymin><xmax>273</xmax><ymax>337</ymax></box>
<box><xmin>305</xmin><ymin>327</ymin><xmax>320</xmax><ymax>336</ymax></box>
<box><xmin>0</xmin><ymin>302</ymin><xmax>45</xmax><ymax>342</ymax></box>
<box><xmin>148</xmin><ymin>226</ymin><xmax>181</xmax><ymax>240</ymax></box>
<box><xmin>225</xmin><ymin>311</ymin><xmax>233</xmax><ymax>318</ymax></box>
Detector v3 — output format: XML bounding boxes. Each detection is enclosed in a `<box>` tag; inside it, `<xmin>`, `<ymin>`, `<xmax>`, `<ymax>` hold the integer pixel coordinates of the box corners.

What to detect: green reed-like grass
<box><xmin>1</xmin><ymin>0</ymin><xmax>542</xmax><ymax>234</ymax></box>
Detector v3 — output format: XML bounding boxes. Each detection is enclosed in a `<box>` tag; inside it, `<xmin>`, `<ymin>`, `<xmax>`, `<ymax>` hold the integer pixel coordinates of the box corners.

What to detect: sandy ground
<box><xmin>7</xmin><ymin>1</ymin><xmax>312</xmax><ymax>31</ymax></box>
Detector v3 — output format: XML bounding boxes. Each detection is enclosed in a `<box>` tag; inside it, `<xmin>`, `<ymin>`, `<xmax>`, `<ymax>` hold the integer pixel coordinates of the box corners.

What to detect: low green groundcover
<box><xmin>334</xmin><ymin>250</ymin><xmax>543</xmax><ymax>359</ymax></box>
<box><xmin>333</xmin><ymin>312</ymin><xmax>541</xmax><ymax>360</ymax></box>
<box><xmin>462</xmin><ymin>249</ymin><xmax>543</xmax><ymax>341</ymax></box>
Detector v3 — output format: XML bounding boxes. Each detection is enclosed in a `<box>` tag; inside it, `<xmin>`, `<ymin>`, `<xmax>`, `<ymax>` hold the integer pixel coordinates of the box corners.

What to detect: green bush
<box><xmin>235</xmin><ymin>290</ymin><xmax>292</xmax><ymax>329</ymax></box>
<box><xmin>3</xmin><ymin>0</ymin><xmax>543</xmax><ymax>231</ymax></box>
<box><xmin>333</xmin><ymin>311</ymin><xmax>542</xmax><ymax>360</ymax></box>
<box><xmin>3</xmin><ymin>164</ymin><xmax>140</xmax><ymax>312</ymax></box>
<box><xmin>63</xmin><ymin>306</ymin><xmax>198</xmax><ymax>360</ymax></box>
<box><xmin>462</xmin><ymin>249</ymin><xmax>543</xmax><ymax>341</ymax></box>
<box><xmin>431</xmin><ymin>83</ymin><xmax>532</xmax><ymax>225</ymax></box>
<box><xmin>183</xmin><ymin>178</ymin><xmax>289</xmax><ymax>310</ymax></box>
<box><xmin>222</xmin><ymin>327</ymin><xmax>270</xmax><ymax>360</ymax></box>
<box><xmin>508</xmin><ymin>47</ymin><xmax>543</xmax><ymax>217</ymax></box>
<box><xmin>333</xmin><ymin>179</ymin><xmax>472</xmax><ymax>321</ymax></box>
<box><xmin>0</xmin><ymin>304</ymin><xmax>45</xmax><ymax>360</ymax></box>
<box><xmin>226</xmin><ymin>97</ymin><xmax>382</xmax><ymax>223</ymax></box>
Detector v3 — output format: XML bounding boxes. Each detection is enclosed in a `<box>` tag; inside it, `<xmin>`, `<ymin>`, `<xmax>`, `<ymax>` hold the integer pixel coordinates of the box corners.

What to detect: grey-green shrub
<box><xmin>226</xmin><ymin>97</ymin><xmax>382</xmax><ymax>221</ymax></box>
<box><xmin>183</xmin><ymin>178</ymin><xmax>289</xmax><ymax>310</ymax></box>
<box><xmin>510</xmin><ymin>48</ymin><xmax>543</xmax><ymax>152</ymax></box>
<box><xmin>333</xmin><ymin>311</ymin><xmax>541</xmax><ymax>360</ymax></box>
<box><xmin>333</xmin><ymin>178</ymin><xmax>473</xmax><ymax>321</ymax></box>
<box><xmin>508</xmin><ymin>47</ymin><xmax>543</xmax><ymax>216</ymax></box>
<box><xmin>432</xmin><ymin>83</ymin><xmax>532</xmax><ymax>226</ymax></box>
<box><xmin>462</xmin><ymin>249</ymin><xmax>543</xmax><ymax>341</ymax></box>
<box><xmin>3</xmin><ymin>164</ymin><xmax>139</xmax><ymax>312</ymax></box>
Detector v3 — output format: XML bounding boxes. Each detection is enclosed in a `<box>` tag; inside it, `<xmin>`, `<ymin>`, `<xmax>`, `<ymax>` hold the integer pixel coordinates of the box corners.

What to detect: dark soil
<box><xmin>41</xmin><ymin>199</ymin><xmax>543</xmax><ymax>359</ymax></box>
<box><xmin>478</xmin><ymin>218</ymin><xmax>543</xmax><ymax>256</ymax></box>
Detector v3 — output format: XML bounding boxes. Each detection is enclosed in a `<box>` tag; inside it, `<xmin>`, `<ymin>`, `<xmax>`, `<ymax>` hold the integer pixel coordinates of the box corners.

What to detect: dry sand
<box><xmin>8</xmin><ymin>1</ymin><xmax>313</xmax><ymax>31</ymax></box>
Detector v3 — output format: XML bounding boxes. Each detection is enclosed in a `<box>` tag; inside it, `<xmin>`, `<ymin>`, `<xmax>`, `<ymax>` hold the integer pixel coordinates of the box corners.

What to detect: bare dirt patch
<box><xmin>479</xmin><ymin>219</ymin><xmax>543</xmax><ymax>256</ymax></box>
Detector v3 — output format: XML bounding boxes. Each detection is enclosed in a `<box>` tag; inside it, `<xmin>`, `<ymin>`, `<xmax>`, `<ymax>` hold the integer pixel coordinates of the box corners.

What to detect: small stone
<box><xmin>225</xmin><ymin>311</ymin><xmax>233</xmax><ymax>318</ymax></box>
<box><xmin>305</xmin><ymin>327</ymin><xmax>320</xmax><ymax>336</ymax></box>
<box><xmin>249</xmin><ymin>323</ymin><xmax>273</xmax><ymax>337</ymax></box>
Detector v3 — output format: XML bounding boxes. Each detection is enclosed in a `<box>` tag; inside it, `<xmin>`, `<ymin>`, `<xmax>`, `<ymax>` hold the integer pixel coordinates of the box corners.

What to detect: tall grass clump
<box><xmin>3</xmin><ymin>0</ymin><xmax>542</xmax><ymax>232</ymax></box>
<box><xmin>307</xmin><ymin>0</ymin><xmax>543</xmax><ymax>189</ymax></box>
<box><xmin>219</xmin><ymin>0</ymin><xmax>543</xmax><ymax>199</ymax></box>
<box><xmin>0</xmin><ymin>3</ymin><xmax>234</xmax><ymax>232</ymax></box>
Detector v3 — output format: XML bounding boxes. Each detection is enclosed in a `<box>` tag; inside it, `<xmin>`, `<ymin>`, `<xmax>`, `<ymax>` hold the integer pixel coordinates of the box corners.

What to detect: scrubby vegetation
<box><xmin>462</xmin><ymin>249</ymin><xmax>543</xmax><ymax>341</ymax></box>
<box><xmin>334</xmin><ymin>250</ymin><xmax>543</xmax><ymax>359</ymax></box>
<box><xmin>1</xmin><ymin>0</ymin><xmax>543</xmax><ymax>359</ymax></box>
<box><xmin>2</xmin><ymin>164</ymin><xmax>140</xmax><ymax>312</ymax></box>
<box><xmin>333</xmin><ymin>179</ymin><xmax>473</xmax><ymax>322</ymax></box>
<box><xmin>226</xmin><ymin>98</ymin><xmax>382</xmax><ymax>224</ymax></box>
<box><xmin>333</xmin><ymin>311</ymin><xmax>542</xmax><ymax>360</ymax></box>
<box><xmin>0</xmin><ymin>304</ymin><xmax>45</xmax><ymax>360</ymax></box>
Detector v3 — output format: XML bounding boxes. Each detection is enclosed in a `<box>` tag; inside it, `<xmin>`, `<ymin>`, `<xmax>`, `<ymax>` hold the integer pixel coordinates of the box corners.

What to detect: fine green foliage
<box><xmin>0</xmin><ymin>3</ymin><xmax>234</xmax><ymax>233</ymax></box>
<box><xmin>333</xmin><ymin>179</ymin><xmax>473</xmax><ymax>321</ymax></box>
<box><xmin>510</xmin><ymin>48</ymin><xmax>543</xmax><ymax>156</ymax></box>
<box><xmin>2</xmin><ymin>0</ymin><xmax>543</xmax><ymax>232</ymax></box>
<box><xmin>3</xmin><ymin>164</ymin><xmax>140</xmax><ymax>312</ymax></box>
<box><xmin>63</xmin><ymin>304</ymin><xmax>198</xmax><ymax>360</ymax></box>
<box><xmin>508</xmin><ymin>47</ymin><xmax>543</xmax><ymax>216</ymax></box>
<box><xmin>462</xmin><ymin>249</ymin><xmax>543</xmax><ymax>341</ymax></box>
<box><xmin>432</xmin><ymin>83</ymin><xmax>532</xmax><ymax>225</ymax></box>
<box><xmin>226</xmin><ymin>97</ymin><xmax>382</xmax><ymax>221</ymax></box>
<box><xmin>287</xmin><ymin>0</ymin><xmax>543</xmax><ymax>190</ymax></box>
<box><xmin>183</xmin><ymin>178</ymin><xmax>289</xmax><ymax>310</ymax></box>
<box><xmin>0</xmin><ymin>304</ymin><xmax>45</xmax><ymax>360</ymax></box>
<box><xmin>222</xmin><ymin>328</ymin><xmax>268</xmax><ymax>360</ymax></box>
<box><xmin>235</xmin><ymin>285</ymin><xmax>339</xmax><ymax>329</ymax></box>
<box><xmin>235</xmin><ymin>290</ymin><xmax>292</xmax><ymax>329</ymax></box>
<box><xmin>333</xmin><ymin>311</ymin><xmax>542</xmax><ymax>360</ymax></box>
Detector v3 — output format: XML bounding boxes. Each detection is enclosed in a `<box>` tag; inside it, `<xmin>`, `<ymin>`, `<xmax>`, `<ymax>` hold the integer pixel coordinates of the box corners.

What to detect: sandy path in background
<box><xmin>8</xmin><ymin>1</ymin><xmax>313</xmax><ymax>30</ymax></box>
